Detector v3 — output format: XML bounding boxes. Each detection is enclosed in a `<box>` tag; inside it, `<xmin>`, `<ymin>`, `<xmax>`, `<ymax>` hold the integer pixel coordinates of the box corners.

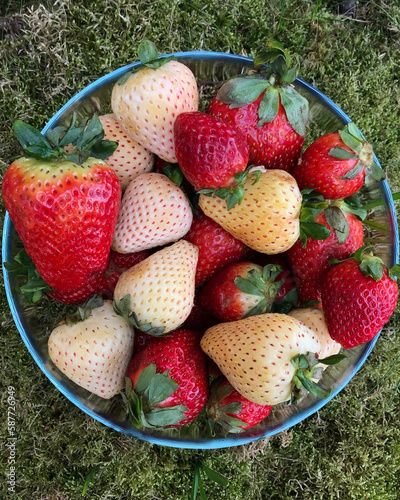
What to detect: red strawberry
<box><xmin>207</xmin><ymin>377</ymin><xmax>273</xmax><ymax>433</ymax></box>
<box><xmin>207</xmin><ymin>42</ymin><xmax>308</xmax><ymax>172</ymax></box>
<box><xmin>184</xmin><ymin>210</ymin><xmax>254</xmax><ymax>287</ymax></box>
<box><xmin>124</xmin><ymin>329</ymin><xmax>209</xmax><ymax>428</ymax></box>
<box><xmin>287</xmin><ymin>210</ymin><xmax>364</xmax><ymax>305</ymax></box>
<box><xmin>174</xmin><ymin>111</ymin><xmax>249</xmax><ymax>206</ymax></box>
<box><xmin>292</xmin><ymin>123</ymin><xmax>383</xmax><ymax>199</ymax></box>
<box><xmin>49</xmin><ymin>270</ymin><xmax>119</xmax><ymax>304</ymax></box>
<box><xmin>2</xmin><ymin>117</ymin><xmax>121</xmax><ymax>305</ymax></box>
<box><xmin>107</xmin><ymin>249</ymin><xmax>149</xmax><ymax>272</ymax></box>
<box><xmin>208</xmin><ymin>94</ymin><xmax>304</xmax><ymax>172</ymax></box>
<box><xmin>321</xmin><ymin>247</ymin><xmax>399</xmax><ymax>348</ymax></box>
<box><xmin>133</xmin><ymin>330</ymin><xmax>156</xmax><ymax>355</ymax></box>
<box><xmin>199</xmin><ymin>261</ymin><xmax>282</xmax><ymax>322</ymax></box>
<box><xmin>181</xmin><ymin>296</ymin><xmax>219</xmax><ymax>332</ymax></box>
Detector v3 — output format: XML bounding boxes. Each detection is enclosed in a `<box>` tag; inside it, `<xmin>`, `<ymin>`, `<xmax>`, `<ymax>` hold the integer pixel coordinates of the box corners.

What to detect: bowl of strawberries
<box><xmin>2</xmin><ymin>41</ymin><xmax>399</xmax><ymax>449</ymax></box>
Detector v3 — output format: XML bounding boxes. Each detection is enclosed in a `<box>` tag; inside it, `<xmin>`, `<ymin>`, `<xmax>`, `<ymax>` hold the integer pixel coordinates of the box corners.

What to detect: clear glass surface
<box><xmin>2</xmin><ymin>52</ymin><xmax>399</xmax><ymax>449</ymax></box>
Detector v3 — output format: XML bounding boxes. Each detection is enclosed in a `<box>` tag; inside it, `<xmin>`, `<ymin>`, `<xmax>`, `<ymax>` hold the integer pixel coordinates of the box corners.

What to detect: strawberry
<box><xmin>48</xmin><ymin>298</ymin><xmax>134</xmax><ymax>399</ymax></box>
<box><xmin>107</xmin><ymin>249</ymin><xmax>149</xmax><ymax>272</ymax></box>
<box><xmin>206</xmin><ymin>377</ymin><xmax>273</xmax><ymax>433</ymax></box>
<box><xmin>98</xmin><ymin>113</ymin><xmax>154</xmax><ymax>190</ymax></box>
<box><xmin>292</xmin><ymin>123</ymin><xmax>384</xmax><ymax>199</ymax></box>
<box><xmin>201</xmin><ymin>313</ymin><xmax>327</xmax><ymax>405</ymax></box>
<box><xmin>124</xmin><ymin>329</ymin><xmax>209</xmax><ymax>428</ymax></box>
<box><xmin>288</xmin><ymin>308</ymin><xmax>341</xmax><ymax>360</ymax></box>
<box><xmin>198</xmin><ymin>261</ymin><xmax>282</xmax><ymax>322</ymax></box>
<box><xmin>181</xmin><ymin>295</ymin><xmax>219</xmax><ymax>332</ymax></box>
<box><xmin>133</xmin><ymin>330</ymin><xmax>156</xmax><ymax>355</ymax></box>
<box><xmin>321</xmin><ymin>247</ymin><xmax>399</xmax><ymax>348</ymax></box>
<box><xmin>3</xmin><ymin>247</ymin><xmax>140</xmax><ymax>305</ymax></box>
<box><xmin>287</xmin><ymin>208</ymin><xmax>364</xmax><ymax>304</ymax></box>
<box><xmin>2</xmin><ymin>116</ymin><xmax>121</xmax><ymax>305</ymax></box>
<box><xmin>49</xmin><ymin>269</ymin><xmax>120</xmax><ymax>304</ymax></box>
<box><xmin>199</xmin><ymin>167</ymin><xmax>302</xmax><ymax>254</ymax></box>
<box><xmin>111</xmin><ymin>40</ymin><xmax>198</xmax><ymax>163</ymax></box>
<box><xmin>183</xmin><ymin>209</ymin><xmax>253</xmax><ymax>287</ymax></box>
<box><xmin>113</xmin><ymin>240</ymin><xmax>198</xmax><ymax>335</ymax></box>
<box><xmin>174</xmin><ymin>111</ymin><xmax>249</xmax><ymax>205</ymax></box>
<box><xmin>112</xmin><ymin>172</ymin><xmax>193</xmax><ymax>253</ymax></box>
<box><xmin>207</xmin><ymin>41</ymin><xmax>309</xmax><ymax>172</ymax></box>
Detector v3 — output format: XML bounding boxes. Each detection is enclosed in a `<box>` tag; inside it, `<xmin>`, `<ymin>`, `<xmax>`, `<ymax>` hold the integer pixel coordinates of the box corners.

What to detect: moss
<box><xmin>1</xmin><ymin>1</ymin><xmax>400</xmax><ymax>499</ymax></box>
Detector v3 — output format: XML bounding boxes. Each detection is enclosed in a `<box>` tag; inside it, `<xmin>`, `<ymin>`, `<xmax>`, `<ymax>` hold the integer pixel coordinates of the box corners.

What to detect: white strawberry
<box><xmin>112</xmin><ymin>172</ymin><xmax>193</xmax><ymax>254</ymax></box>
<box><xmin>199</xmin><ymin>168</ymin><xmax>302</xmax><ymax>254</ymax></box>
<box><xmin>99</xmin><ymin>114</ymin><xmax>154</xmax><ymax>190</ymax></box>
<box><xmin>200</xmin><ymin>313</ymin><xmax>323</xmax><ymax>405</ymax></box>
<box><xmin>288</xmin><ymin>308</ymin><xmax>342</xmax><ymax>360</ymax></box>
<box><xmin>111</xmin><ymin>41</ymin><xmax>198</xmax><ymax>163</ymax></box>
<box><xmin>113</xmin><ymin>240</ymin><xmax>198</xmax><ymax>334</ymax></box>
<box><xmin>48</xmin><ymin>300</ymin><xmax>134</xmax><ymax>399</ymax></box>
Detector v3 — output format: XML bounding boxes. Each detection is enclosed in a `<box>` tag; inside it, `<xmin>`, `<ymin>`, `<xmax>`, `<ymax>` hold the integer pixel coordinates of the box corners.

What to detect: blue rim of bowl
<box><xmin>2</xmin><ymin>51</ymin><xmax>399</xmax><ymax>449</ymax></box>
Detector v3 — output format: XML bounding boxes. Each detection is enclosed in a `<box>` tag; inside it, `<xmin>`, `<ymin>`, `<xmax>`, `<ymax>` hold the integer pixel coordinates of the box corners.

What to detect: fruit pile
<box><xmin>3</xmin><ymin>41</ymin><xmax>399</xmax><ymax>435</ymax></box>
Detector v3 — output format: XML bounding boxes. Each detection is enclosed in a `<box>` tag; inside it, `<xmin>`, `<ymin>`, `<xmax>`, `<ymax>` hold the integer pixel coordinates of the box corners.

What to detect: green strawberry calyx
<box><xmin>328</xmin><ymin>123</ymin><xmax>384</xmax><ymax>182</ymax></box>
<box><xmin>113</xmin><ymin>294</ymin><xmax>166</xmax><ymax>336</ymax></box>
<box><xmin>290</xmin><ymin>352</ymin><xmax>346</xmax><ymax>403</ymax></box>
<box><xmin>234</xmin><ymin>264</ymin><xmax>283</xmax><ymax>318</ymax></box>
<box><xmin>206</xmin><ymin>377</ymin><xmax>247</xmax><ymax>435</ymax></box>
<box><xmin>330</xmin><ymin>245</ymin><xmax>400</xmax><ymax>282</ymax></box>
<box><xmin>14</xmin><ymin>113</ymin><xmax>118</xmax><ymax>165</ymax></box>
<box><xmin>198</xmin><ymin>166</ymin><xmax>262</xmax><ymax>211</ymax></box>
<box><xmin>121</xmin><ymin>365</ymin><xmax>188</xmax><ymax>428</ymax></box>
<box><xmin>299</xmin><ymin>189</ymin><xmax>367</xmax><ymax>247</ymax></box>
<box><xmin>272</xmin><ymin>287</ymin><xmax>300</xmax><ymax>314</ymax></box>
<box><xmin>215</xmin><ymin>40</ymin><xmax>309</xmax><ymax>136</ymax></box>
<box><xmin>64</xmin><ymin>295</ymin><xmax>104</xmax><ymax>326</ymax></box>
<box><xmin>4</xmin><ymin>249</ymin><xmax>52</xmax><ymax>304</ymax></box>
<box><xmin>117</xmin><ymin>40</ymin><xmax>176</xmax><ymax>84</ymax></box>
<box><xmin>299</xmin><ymin>189</ymin><xmax>332</xmax><ymax>246</ymax></box>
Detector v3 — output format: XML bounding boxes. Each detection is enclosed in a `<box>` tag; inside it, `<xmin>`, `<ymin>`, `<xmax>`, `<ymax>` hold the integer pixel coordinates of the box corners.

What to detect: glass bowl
<box><xmin>2</xmin><ymin>51</ymin><xmax>399</xmax><ymax>449</ymax></box>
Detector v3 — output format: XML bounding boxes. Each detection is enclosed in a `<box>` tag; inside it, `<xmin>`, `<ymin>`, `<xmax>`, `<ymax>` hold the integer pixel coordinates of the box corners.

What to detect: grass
<box><xmin>1</xmin><ymin>0</ymin><xmax>400</xmax><ymax>498</ymax></box>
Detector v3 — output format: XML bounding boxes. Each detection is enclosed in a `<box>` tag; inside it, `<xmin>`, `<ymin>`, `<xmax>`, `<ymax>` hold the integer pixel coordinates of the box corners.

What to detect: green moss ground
<box><xmin>1</xmin><ymin>1</ymin><xmax>400</xmax><ymax>498</ymax></box>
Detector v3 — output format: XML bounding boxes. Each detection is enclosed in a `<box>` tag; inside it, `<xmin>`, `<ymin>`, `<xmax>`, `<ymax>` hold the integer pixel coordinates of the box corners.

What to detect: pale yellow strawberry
<box><xmin>288</xmin><ymin>308</ymin><xmax>341</xmax><ymax>360</ymax></box>
<box><xmin>111</xmin><ymin>61</ymin><xmax>198</xmax><ymax>163</ymax></box>
<box><xmin>200</xmin><ymin>313</ymin><xmax>321</xmax><ymax>405</ymax></box>
<box><xmin>99</xmin><ymin>114</ymin><xmax>154</xmax><ymax>190</ymax></box>
<box><xmin>199</xmin><ymin>168</ymin><xmax>302</xmax><ymax>254</ymax></box>
<box><xmin>113</xmin><ymin>240</ymin><xmax>198</xmax><ymax>333</ymax></box>
<box><xmin>48</xmin><ymin>300</ymin><xmax>134</xmax><ymax>399</ymax></box>
<box><xmin>112</xmin><ymin>172</ymin><xmax>193</xmax><ymax>253</ymax></box>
